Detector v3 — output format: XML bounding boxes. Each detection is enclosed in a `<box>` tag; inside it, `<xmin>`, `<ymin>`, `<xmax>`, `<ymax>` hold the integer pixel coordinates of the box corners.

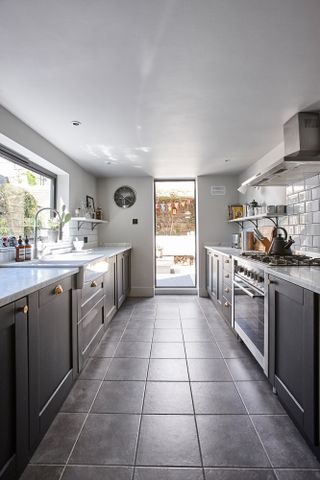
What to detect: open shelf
<box><xmin>228</xmin><ymin>212</ymin><xmax>287</xmax><ymax>228</ymax></box>
<box><xmin>70</xmin><ymin>217</ymin><xmax>109</xmax><ymax>231</ymax></box>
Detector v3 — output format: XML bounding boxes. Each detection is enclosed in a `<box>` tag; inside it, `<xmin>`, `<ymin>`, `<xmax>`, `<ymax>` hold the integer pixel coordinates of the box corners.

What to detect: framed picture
<box><xmin>228</xmin><ymin>204</ymin><xmax>244</xmax><ymax>220</ymax></box>
<box><xmin>86</xmin><ymin>195</ymin><xmax>95</xmax><ymax>212</ymax></box>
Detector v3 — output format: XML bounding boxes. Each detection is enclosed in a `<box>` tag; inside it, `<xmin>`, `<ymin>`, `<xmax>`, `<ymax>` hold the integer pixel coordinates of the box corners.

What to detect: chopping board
<box><xmin>254</xmin><ymin>226</ymin><xmax>275</xmax><ymax>252</ymax></box>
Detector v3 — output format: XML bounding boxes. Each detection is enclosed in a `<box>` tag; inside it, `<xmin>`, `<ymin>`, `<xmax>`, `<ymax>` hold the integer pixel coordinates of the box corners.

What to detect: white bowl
<box><xmin>73</xmin><ymin>240</ymin><xmax>84</xmax><ymax>251</ymax></box>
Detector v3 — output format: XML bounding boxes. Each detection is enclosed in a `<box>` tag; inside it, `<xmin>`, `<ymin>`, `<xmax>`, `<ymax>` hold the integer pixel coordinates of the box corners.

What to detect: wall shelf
<box><xmin>70</xmin><ymin>217</ymin><xmax>109</xmax><ymax>231</ymax></box>
<box><xmin>228</xmin><ymin>213</ymin><xmax>287</xmax><ymax>229</ymax></box>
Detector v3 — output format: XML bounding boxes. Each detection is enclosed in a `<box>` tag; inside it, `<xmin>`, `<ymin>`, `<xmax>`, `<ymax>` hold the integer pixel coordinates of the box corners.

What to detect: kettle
<box><xmin>267</xmin><ymin>227</ymin><xmax>295</xmax><ymax>256</ymax></box>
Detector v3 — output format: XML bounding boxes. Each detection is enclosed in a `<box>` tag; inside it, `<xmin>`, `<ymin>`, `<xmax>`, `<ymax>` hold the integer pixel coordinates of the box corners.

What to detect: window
<box><xmin>0</xmin><ymin>146</ymin><xmax>56</xmax><ymax>241</ymax></box>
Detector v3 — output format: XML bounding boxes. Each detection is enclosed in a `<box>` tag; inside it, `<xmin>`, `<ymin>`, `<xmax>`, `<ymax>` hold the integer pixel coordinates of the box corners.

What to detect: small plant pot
<box><xmin>48</xmin><ymin>230</ymin><xmax>59</xmax><ymax>243</ymax></box>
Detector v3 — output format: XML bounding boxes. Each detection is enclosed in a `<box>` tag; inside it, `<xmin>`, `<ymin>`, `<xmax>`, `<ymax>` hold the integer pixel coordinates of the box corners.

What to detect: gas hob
<box><xmin>240</xmin><ymin>252</ymin><xmax>320</xmax><ymax>267</ymax></box>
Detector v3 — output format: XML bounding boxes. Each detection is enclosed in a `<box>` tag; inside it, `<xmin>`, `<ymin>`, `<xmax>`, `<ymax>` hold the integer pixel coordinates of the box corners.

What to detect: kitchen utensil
<box><xmin>232</xmin><ymin>233</ymin><xmax>241</xmax><ymax>249</ymax></box>
<box><xmin>267</xmin><ymin>227</ymin><xmax>295</xmax><ymax>256</ymax></box>
<box><xmin>276</xmin><ymin>205</ymin><xmax>287</xmax><ymax>214</ymax></box>
<box><xmin>266</xmin><ymin>205</ymin><xmax>276</xmax><ymax>214</ymax></box>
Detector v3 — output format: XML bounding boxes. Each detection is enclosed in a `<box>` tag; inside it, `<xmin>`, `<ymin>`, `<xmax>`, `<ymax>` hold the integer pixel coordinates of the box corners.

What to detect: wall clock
<box><xmin>114</xmin><ymin>186</ymin><xmax>136</xmax><ymax>209</ymax></box>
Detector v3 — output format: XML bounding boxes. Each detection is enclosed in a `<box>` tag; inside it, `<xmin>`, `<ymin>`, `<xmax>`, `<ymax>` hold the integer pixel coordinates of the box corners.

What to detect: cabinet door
<box><xmin>211</xmin><ymin>253</ymin><xmax>219</xmax><ymax>299</ymax></box>
<box><xmin>117</xmin><ymin>253</ymin><xmax>125</xmax><ymax>308</ymax></box>
<box><xmin>123</xmin><ymin>251</ymin><xmax>131</xmax><ymax>296</ymax></box>
<box><xmin>206</xmin><ymin>251</ymin><xmax>212</xmax><ymax>293</ymax></box>
<box><xmin>268</xmin><ymin>275</ymin><xmax>315</xmax><ymax>443</ymax></box>
<box><xmin>29</xmin><ymin>276</ymin><xmax>77</xmax><ymax>449</ymax></box>
<box><xmin>0</xmin><ymin>298</ymin><xmax>29</xmax><ymax>480</ymax></box>
<box><xmin>105</xmin><ymin>256</ymin><xmax>117</xmax><ymax>324</ymax></box>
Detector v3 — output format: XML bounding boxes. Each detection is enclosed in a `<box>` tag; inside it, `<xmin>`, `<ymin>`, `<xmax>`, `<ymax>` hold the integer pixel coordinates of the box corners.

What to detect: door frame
<box><xmin>154</xmin><ymin>178</ymin><xmax>197</xmax><ymax>293</ymax></box>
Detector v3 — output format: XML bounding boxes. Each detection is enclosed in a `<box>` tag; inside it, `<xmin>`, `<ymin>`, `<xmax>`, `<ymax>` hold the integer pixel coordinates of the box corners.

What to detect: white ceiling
<box><xmin>1</xmin><ymin>0</ymin><xmax>320</xmax><ymax>178</ymax></box>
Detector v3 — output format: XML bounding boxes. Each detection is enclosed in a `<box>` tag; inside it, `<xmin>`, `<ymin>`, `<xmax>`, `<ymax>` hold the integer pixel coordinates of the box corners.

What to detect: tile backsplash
<box><xmin>282</xmin><ymin>174</ymin><xmax>320</xmax><ymax>253</ymax></box>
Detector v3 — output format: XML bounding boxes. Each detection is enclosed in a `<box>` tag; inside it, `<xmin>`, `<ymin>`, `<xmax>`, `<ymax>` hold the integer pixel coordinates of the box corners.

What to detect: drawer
<box><xmin>39</xmin><ymin>276</ymin><xmax>73</xmax><ymax>307</ymax></box>
<box><xmin>222</xmin><ymin>284</ymin><xmax>232</xmax><ymax>302</ymax></box>
<box><xmin>81</xmin><ymin>287</ymin><xmax>104</xmax><ymax>319</ymax></box>
<box><xmin>222</xmin><ymin>296</ymin><xmax>232</xmax><ymax>324</ymax></box>
<box><xmin>81</xmin><ymin>275</ymin><xmax>104</xmax><ymax>307</ymax></box>
<box><xmin>223</xmin><ymin>256</ymin><xmax>232</xmax><ymax>272</ymax></box>
<box><xmin>78</xmin><ymin>296</ymin><xmax>105</xmax><ymax>364</ymax></box>
<box><xmin>223</xmin><ymin>270</ymin><xmax>232</xmax><ymax>285</ymax></box>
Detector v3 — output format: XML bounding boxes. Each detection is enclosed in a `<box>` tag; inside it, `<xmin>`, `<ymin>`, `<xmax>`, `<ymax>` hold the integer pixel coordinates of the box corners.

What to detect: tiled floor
<box><xmin>22</xmin><ymin>296</ymin><xmax>320</xmax><ymax>480</ymax></box>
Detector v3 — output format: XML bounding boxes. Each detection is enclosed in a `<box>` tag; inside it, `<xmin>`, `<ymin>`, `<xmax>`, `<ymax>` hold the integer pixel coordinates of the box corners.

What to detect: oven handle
<box><xmin>233</xmin><ymin>280</ymin><xmax>264</xmax><ymax>298</ymax></box>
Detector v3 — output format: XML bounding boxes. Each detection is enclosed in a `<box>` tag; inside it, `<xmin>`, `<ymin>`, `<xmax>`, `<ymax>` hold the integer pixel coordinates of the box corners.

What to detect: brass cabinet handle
<box><xmin>225</xmin><ymin>273</ymin><xmax>230</xmax><ymax>278</ymax></box>
<box><xmin>18</xmin><ymin>305</ymin><xmax>28</xmax><ymax>314</ymax></box>
<box><xmin>225</xmin><ymin>259</ymin><xmax>230</xmax><ymax>264</ymax></box>
<box><xmin>224</xmin><ymin>302</ymin><xmax>230</xmax><ymax>308</ymax></box>
<box><xmin>91</xmin><ymin>280</ymin><xmax>97</xmax><ymax>288</ymax></box>
<box><xmin>54</xmin><ymin>284</ymin><xmax>64</xmax><ymax>295</ymax></box>
<box><xmin>224</xmin><ymin>287</ymin><xmax>230</xmax><ymax>293</ymax></box>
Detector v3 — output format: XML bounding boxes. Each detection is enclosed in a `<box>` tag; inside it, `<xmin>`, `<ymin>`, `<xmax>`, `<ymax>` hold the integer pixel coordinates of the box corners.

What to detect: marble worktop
<box><xmin>0</xmin><ymin>267</ymin><xmax>79</xmax><ymax>308</ymax></box>
<box><xmin>205</xmin><ymin>244</ymin><xmax>320</xmax><ymax>294</ymax></box>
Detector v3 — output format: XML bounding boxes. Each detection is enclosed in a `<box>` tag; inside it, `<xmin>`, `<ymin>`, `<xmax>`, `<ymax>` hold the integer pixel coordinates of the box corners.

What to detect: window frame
<box><xmin>0</xmin><ymin>144</ymin><xmax>57</xmax><ymax>209</ymax></box>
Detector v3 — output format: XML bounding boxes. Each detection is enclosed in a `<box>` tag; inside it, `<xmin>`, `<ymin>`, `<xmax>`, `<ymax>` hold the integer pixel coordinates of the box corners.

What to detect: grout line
<box><xmin>179</xmin><ymin>303</ymin><xmax>206</xmax><ymax>480</ymax></box>
<box><xmin>196</xmin><ymin>297</ymin><xmax>280</xmax><ymax>480</ymax></box>
<box><xmin>57</xmin><ymin>304</ymin><xmax>135</xmax><ymax>480</ymax></box>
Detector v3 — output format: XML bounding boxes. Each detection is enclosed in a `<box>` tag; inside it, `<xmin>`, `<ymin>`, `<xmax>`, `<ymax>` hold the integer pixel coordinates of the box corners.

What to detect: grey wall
<box><xmin>0</xmin><ymin>106</ymin><xmax>96</xmax><ymax>212</ymax></box>
<box><xmin>97</xmin><ymin>176</ymin><xmax>154</xmax><ymax>297</ymax></box>
<box><xmin>197</xmin><ymin>174</ymin><xmax>239</xmax><ymax>296</ymax></box>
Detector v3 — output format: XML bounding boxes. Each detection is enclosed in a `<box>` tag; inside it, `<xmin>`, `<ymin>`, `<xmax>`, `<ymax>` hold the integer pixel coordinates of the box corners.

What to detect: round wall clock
<box><xmin>114</xmin><ymin>186</ymin><xmax>136</xmax><ymax>209</ymax></box>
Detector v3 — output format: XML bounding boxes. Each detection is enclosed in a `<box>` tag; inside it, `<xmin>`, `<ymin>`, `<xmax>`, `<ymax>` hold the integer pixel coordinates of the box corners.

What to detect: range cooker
<box><xmin>233</xmin><ymin>252</ymin><xmax>320</xmax><ymax>375</ymax></box>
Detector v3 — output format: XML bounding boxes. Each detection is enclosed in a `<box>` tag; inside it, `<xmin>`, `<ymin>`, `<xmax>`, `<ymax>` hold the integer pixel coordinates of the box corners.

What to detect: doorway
<box><xmin>155</xmin><ymin>180</ymin><xmax>196</xmax><ymax>289</ymax></box>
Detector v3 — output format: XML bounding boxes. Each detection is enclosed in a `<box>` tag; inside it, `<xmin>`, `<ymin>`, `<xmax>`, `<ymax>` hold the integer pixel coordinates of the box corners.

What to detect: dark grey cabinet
<box><xmin>0</xmin><ymin>298</ymin><xmax>29</xmax><ymax>480</ymax></box>
<box><xmin>117</xmin><ymin>251</ymin><xmax>131</xmax><ymax>309</ymax></box>
<box><xmin>105</xmin><ymin>255</ymin><xmax>117</xmax><ymax>324</ymax></box>
<box><xmin>206</xmin><ymin>249</ymin><xmax>232</xmax><ymax>325</ymax></box>
<box><xmin>268</xmin><ymin>275</ymin><xmax>316</xmax><ymax>446</ymax></box>
<box><xmin>28</xmin><ymin>275</ymin><xmax>77</xmax><ymax>450</ymax></box>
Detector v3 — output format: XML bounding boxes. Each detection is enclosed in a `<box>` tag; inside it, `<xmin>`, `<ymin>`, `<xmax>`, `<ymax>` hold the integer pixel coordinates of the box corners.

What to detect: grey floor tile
<box><xmin>128</xmin><ymin>319</ymin><xmax>156</xmax><ymax>328</ymax></box>
<box><xmin>225</xmin><ymin>358</ymin><xmax>265</xmax><ymax>381</ymax></box>
<box><xmin>105</xmin><ymin>358</ymin><xmax>149</xmax><ymax>380</ymax></box>
<box><xmin>211</xmin><ymin>329</ymin><xmax>236</xmax><ymax>342</ymax></box>
<box><xmin>236</xmin><ymin>381</ymin><xmax>285</xmax><ymax>414</ymax></box>
<box><xmin>183</xmin><ymin>329</ymin><xmax>214</xmax><ymax>342</ymax></box>
<box><xmin>197</xmin><ymin>415</ymin><xmax>270</xmax><ymax>467</ymax></box>
<box><xmin>276</xmin><ymin>471</ymin><xmax>320</xmax><ymax>480</ymax></box>
<box><xmin>91</xmin><ymin>381</ymin><xmax>145</xmax><ymax>414</ymax></box>
<box><xmin>134</xmin><ymin>467</ymin><xmax>204</xmax><ymax>479</ymax></box>
<box><xmin>78</xmin><ymin>357</ymin><xmax>112</xmax><ymax>380</ymax></box>
<box><xmin>217</xmin><ymin>339</ymin><xmax>250</xmax><ymax>358</ymax></box>
<box><xmin>151</xmin><ymin>342</ymin><xmax>185</xmax><ymax>358</ymax></box>
<box><xmin>31</xmin><ymin>413</ymin><xmax>85</xmax><ymax>464</ymax></box>
<box><xmin>91</xmin><ymin>341</ymin><xmax>118</xmax><ymax>357</ymax></box>
<box><xmin>122</xmin><ymin>328</ymin><xmax>154</xmax><ymax>342</ymax></box>
<box><xmin>205</xmin><ymin>469</ymin><xmax>276</xmax><ymax>480</ymax></box>
<box><xmin>155</xmin><ymin>319</ymin><xmax>181</xmax><ymax>329</ymax></box>
<box><xmin>136</xmin><ymin>415</ymin><xmax>201</xmax><ymax>466</ymax></box>
<box><xmin>185</xmin><ymin>342</ymin><xmax>222</xmax><ymax>359</ymax></box>
<box><xmin>143</xmin><ymin>382</ymin><xmax>193</xmax><ymax>414</ymax></box>
<box><xmin>156</xmin><ymin>315</ymin><xmax>181</xmax><ymax>321</ymax></box>
<box><xmin>62</xmin><ymin>466</ymin><xmax>133</xmax><ymax>479</ymax></box>
<box><xmin>252</xmin><ymin>415</ymin><xmax>320</xmax><ymax>468</ymax></box>
<box><xmin>148</xmin><ymin>359</ymin><xmax>188</xmax><ymax>381</ymax></box>
<box><xmin>61</xmin><ymin>380</ymin><xmax>101</xmax><ymax>413</ymax></box>
<box><xmin>115</xmin><ymin>341</ymin><xmax>152</xmax><ymax>358</ymax></box>
<box><xmin>69</xmin><ymin>414</ymin><xmax>140</xmax><ymax>465</ymax></box>
<box><xmin>191</xmin><ymin>382</ymin><xmax>246</xmax><ymax>414</ymax></box>
<box><xmin>188</xmin><ymin>359</ymin><xmax>232</xmax><ymax>381</ymax></box>
<box><xmin>181</xmin><ymin>318</ymin><xmax>208</xmax><ymax>328</ymax></box>
<box><xmin>153</xmin><ymin>329</ymin><xmax>183</xmax><ymax>342</ymax></box>
<box><xmin>20</xmin><ymin>466</ymin><xmax>63</xmax><ymax>480</ymax></box>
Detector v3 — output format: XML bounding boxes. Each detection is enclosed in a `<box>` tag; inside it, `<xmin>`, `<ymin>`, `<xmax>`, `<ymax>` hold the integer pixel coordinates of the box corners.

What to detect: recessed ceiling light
<box><xmin>71</xmin><ymin>120</ymin><xmax>81</xmax><ymax>126</ymax></box>
<box><xmin>133</xmin><ymin>165</ymin><xmax>143</xmax><ymax>168</ymax></box>
<box><xmin>225</xmin><ymin>159</ymin><xmax>231</xmax><ymax>163</ymax></box>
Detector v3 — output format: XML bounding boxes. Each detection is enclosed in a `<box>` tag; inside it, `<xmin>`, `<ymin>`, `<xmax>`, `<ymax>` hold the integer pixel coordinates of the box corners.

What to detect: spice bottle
<box><xmin>25</xmin><ymin>236</ymin><xmax>32</xmax><ymax>260</ymax></box>
<box><xmin>15</xmin><ymin>236</ymin><xmax>25</xmax><ymax>262</ymax></box>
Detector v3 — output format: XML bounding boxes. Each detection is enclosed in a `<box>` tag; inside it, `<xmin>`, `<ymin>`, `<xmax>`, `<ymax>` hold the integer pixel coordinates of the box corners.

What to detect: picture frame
<box><xmin>86</xmin><ymin>195</ymin><xmax>95</xmax><ymax>212</ymax></box>
<box><xmin>228</xmin><ymin>204</ymin><xmax>244</xmax><ymax>220</ymax></box>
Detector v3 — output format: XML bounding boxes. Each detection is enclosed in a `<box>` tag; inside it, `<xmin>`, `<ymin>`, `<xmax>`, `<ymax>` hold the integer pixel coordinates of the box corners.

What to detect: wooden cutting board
<box><xmin>254</xmin><ymin>226</ymin><xmax>275</xmax><ymax>252</ymax></box>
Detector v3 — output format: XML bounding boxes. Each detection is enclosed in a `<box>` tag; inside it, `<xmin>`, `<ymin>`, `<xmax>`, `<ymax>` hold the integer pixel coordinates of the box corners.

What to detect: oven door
<box><xmin>233</xmin><ymin>277</ymin><xmax>265</xmax><ymax>370</ymax></box>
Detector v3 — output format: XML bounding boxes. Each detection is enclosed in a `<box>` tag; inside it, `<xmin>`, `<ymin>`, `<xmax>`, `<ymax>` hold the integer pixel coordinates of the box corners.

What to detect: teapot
<box><xmin>267</xmin><ymin>227</ymin><xmax>295</xmax><ymax>256</ymax></box>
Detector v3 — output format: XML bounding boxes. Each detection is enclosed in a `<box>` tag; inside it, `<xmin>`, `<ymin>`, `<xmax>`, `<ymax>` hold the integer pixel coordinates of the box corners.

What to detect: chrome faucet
<box><xmin>34</xmin><ymin>207</ymin><xmax>63</xmax><ymax>259</ymax></box>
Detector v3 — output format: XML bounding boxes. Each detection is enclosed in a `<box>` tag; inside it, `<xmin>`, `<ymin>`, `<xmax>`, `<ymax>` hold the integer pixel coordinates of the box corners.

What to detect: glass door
<box><xmin>155</xmin><ymin>180</ymin><xmax>196</xmax><ymax>288</ymax></box>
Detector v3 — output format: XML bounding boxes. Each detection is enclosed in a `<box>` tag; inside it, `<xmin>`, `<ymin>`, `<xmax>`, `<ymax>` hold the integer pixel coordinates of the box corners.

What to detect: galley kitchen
<box><xmin>1</xmin><ymin>2</ymin><xmax>320</xmax><ymax>480</ymax></box>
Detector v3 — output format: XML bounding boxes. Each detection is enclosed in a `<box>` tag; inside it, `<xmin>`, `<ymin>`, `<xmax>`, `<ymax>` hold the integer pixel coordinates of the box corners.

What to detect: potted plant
<box><xmin>47</xmin><ymin>205</ymin><xmax>71</xmax><ymax>242</ymax></box>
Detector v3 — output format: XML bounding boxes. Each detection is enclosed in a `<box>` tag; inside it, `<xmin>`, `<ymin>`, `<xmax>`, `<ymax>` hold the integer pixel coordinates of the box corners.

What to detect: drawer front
<box><xmin>81</xmin><ymin>275</ymin><xmax>104</xmax><ymax>308</ymax></box>
<box><xmin>222</xmin><ymin>284</ymin><xmax>232</xmax><ymax>302</ymax></box>
<box><xmin>223</xmin><ymin>256</ymin><xmax>232</xmax><ymax>272</ymax></box>
<box><xmin>78</xmin><ymin>297</ymin><xmax>104</xmax><ymax>365</ymax></box>
<box><xmin>222</xmin><ymin>296</ymin><xmax>232</xmax><ymax>324</ymax></box>
<box><xmin>39</xmin><ymin>276</ymin><xmax>73</xmax><ymax>307</ymax></box>
<box><xmin>223</xmin><ymin>270</ymin><xmax>232</xmax><ymax>285</ymax></box>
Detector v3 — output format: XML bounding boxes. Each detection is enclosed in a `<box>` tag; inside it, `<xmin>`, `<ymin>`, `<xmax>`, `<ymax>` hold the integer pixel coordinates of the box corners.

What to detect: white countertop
<box><xmin>205</xmin><ymin>244</ymin><xmax>320</xmax><ymax>294</ymax></box>
<box><xmin>0</xmin><ymin>267</ymin><xmax>79</xmax><ymax>307</ymax></box>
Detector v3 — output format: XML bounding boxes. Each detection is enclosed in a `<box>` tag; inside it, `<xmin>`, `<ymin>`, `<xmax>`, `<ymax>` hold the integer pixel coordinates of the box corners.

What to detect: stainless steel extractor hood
<box><xmin>241</xmin><ymin>112</ymin><xmax>320</xmax><ymax>187</ymax></box>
